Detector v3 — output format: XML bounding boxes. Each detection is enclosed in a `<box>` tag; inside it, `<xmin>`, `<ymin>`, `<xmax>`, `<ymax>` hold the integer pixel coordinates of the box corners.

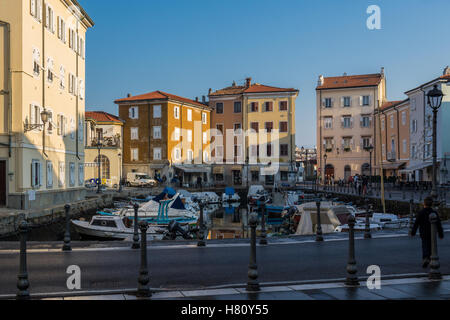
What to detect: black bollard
<box><xmin>315</xmin><ymin>199</ymin><xmax>324</xmax><ymax>242</ymax></box>
<box><xmin>197</xmin><ymin>201</ymin><xmax>206</xmax><ymax>247</ymax></box>
<box><xmin>408</xmin><ymin>199</ymin><xmax>415</xmax><ymax>236</ymax></box>
<box><xmin>132</xmin><ymin>203</ymin><xmax>140</xmax><ymax>249</ymax></box>
<box><xmin>16</xmin><ymin>221</ymin><xmax>30</xmax><ymax>300</ymax></box>
<box><xmin>137</xmin><ymin>221</ymin><xmax>151</xmax><ymax>298</ymax></box>
<box><xmin>345</xmin><ymin>215</ymin><xmax>359</xmax><ymax>286</ymax></box>
<box><xmin>247</xmin><ymin>214</ymin><xmax>260</xmax><ymax>292</ymax></box>
<box><xmin>259</xmin><ymin>200</ymin><xmax>267</xmax><ymax>245</ymax></box>
<box><xmin>429</xmin><ymin>213</ymin><xmax>442</xmax><ymax>280</ymax></box>
<box><xmin>364</xmin><ymin>201</ymin><xmax>372</xmax><ymax>239</ymax></box>
<box><xmin>62</xmin><ymin>205</ymin><xmax>72</xmax><ymax>252</ymax></box>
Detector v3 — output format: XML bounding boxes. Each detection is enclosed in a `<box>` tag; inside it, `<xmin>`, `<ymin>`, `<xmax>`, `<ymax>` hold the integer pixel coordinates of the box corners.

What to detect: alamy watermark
<box><xmin>367</xmin><ymin>5</ymin><xmax>381</xmax><ymax>30</ymax></box>
<box><xmin>66</xmin><ymin>265</ymin><xmax>81</xmax><ymax>290</ymax></box>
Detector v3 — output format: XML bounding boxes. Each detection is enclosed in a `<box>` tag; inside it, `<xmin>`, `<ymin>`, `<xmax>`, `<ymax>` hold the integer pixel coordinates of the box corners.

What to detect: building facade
<box><xmin>404</xmin><ymin>67</ymin><xmax>450</xmax><ymax>184</ymax></box>
<box><xmin>209</xmin><ymin>78</ymin><xmax>298</xmax><ymax>187</ymax></box>
<box><xmin>116</xmin><ymin>91</ymin><xmax>212</xmax><ymax>187</ymax></box>
<box><xmin>374</xmin><ymin>100</ymin><xmax>410</xmax><ymax>179</ymax></box>
<box><xmin>0</xmin><ymin>0</ymin><xmax>93</xmax><ymax>209</ymax></box>
<box><xmin>316</xmin><ymin>70</ymin><xmax>387</xmax><ymax>182</ymax></box>
<box><xmin>84</xmin><ymin>111</ymin><xmax>123</xmax><ymax>188</ymax></box>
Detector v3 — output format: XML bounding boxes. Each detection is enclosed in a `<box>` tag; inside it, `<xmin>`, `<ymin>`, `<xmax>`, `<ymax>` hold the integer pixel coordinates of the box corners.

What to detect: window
<box><xmin>266</xmin><ymin>144</ymin><xmax>273</xmax><ymax>157</ymax></box>
<box><xmin>47</xmin><ymin>161</ymin><xmax>54</xmax><ymax>188</ymax></box>
<box><xmin>78</xmin><ymin>117</ymin><xmax>83</xmax><ymax>141</ymax></box>
<box><xmin>215</xmin><ymin>146</ymin><xmax>224</xmax><ymax>158</ymax></box>
<box><xmin>342</xmin><ymin>116</ymin><xmax>352</xmax><ymax>128</ymax></box>
<box><xmin>57</xmin><ymin>17</ymin><xmax>66</xmax><ymax>43</ymax></box>
<box><xmin>342</xmin><ymin>96</ymin><xmax>351</xmax><ymax>107</ymax></box>
<box><xmin>187</xmin><ymin>129</ymin><xmax>192</xmax><ymax>143</ymax></box>
<box><xmin>324</xmin><ymin>138</ymin><xmax>334</xmax><ymax>152</ymax></box>
<box><xmin>59</xmin><ymin>66</ymin><xmax>65</xmax><ymax>90</ymax></box>
<box><xmin>58</xmin><ymin>162</ymin><xmax>65</xmax><ymax>187</ymax></box>
<box><xmin>324</xmin><ymin>117</ymin><xmax>333</xmax><ymax>129</ymax></box>
<box><xmin>31</xmin><ymin>160</ymin><xmax>41</xmax><ymax>188</ymax></box>
<box><xmin>411</xmin><ymin>98</ymin><xmax>416</xmax><ymax>111</ymax></box>
<box><xmin>46</xmin><ymin>57</ymin><xmax>54</xmax><ymax>83</ymax></box>
<box><xmin>216</xmin><ymin>103</ymin><xmax>224</xmax><ymax>114</ymax></box>
<box><xmin>131</xmin><ymin>148</ymin><xmax>139</xmax><ymax>161</ymax></box>
<box><xmin>411</xmin><ymin>119</ymin><xmax>417</xmax><ymax>133</ymax></box>
<box><xmin>362</xmin><ymin>137</ymin><xmax>372</xmax><ymax>149</ymax></box>
<box><xmin>280</xmin><ymin>144</ymin><xmax>289</xmax><ymax>157</ymax></box>
<box><xmin>411</xmin><ymin>145</ymin><xmax>416</xmax><ymax>159</ymax></box>
<box><xmin>33</xmin><ymin>47</ymin><xmax>41</xmax><ymax>76</ymax></box>
<box><xmin>324</xmin><ymin>98</ymin><xmax>332</xmax><ymax>108</ymax></box>
<box><xmin>402</xmin><ymin>111</ymin><xmax>406</xmax><ymax>126</ymax></box>
<box><xmin>70</xmin><ymin>117</ymin><xmax>75</xmax><ymax>140</ymax></box>
<box><xmin>47</xmin><ymin>109</ymin><xmax>54</xmax><ymax>134</ymax></box>
<box><xmin>173</xmin><ymin>127</ymin><xmax>180</xmax><ymax>141</ymax></box>
<box><xmin>186</xmin><ymin>109</ymin><xmax>192</xmax><ymax>121</ymax></box>
<box><xmin>265</xmin><ymin>122</ymin><xmax>273</xmax><ymax>133</ymax></box>
<box><xmin>174</xmin><ymin>148</ymin><xmax>181</xmax><ymax>161</ymax></box>
<box><xmin>381</xmin><ymin>118</ymin><xmax>385</xmax><ymax>131</ymax></box>
<box><xmin>390</xmin><ymin>115</ymin><xmax>394</xmax><ymax>129</ymax></box>
<box><xmin>203</xmin><ymin>151</ymin><xmax>209</xmax><ymax>163</ymax></box>
<box><xmin>57</xmin><ymin>114</ymin><xmax>66</xmax><ymax>136</ymax></box>
<box><xmin>280</xmin><ymin>121</ymin><xmax>288</xmax><ymax>133</ymax></box>
<box><xmin>68</xmin><ymin>73</ymin><xmax>77</xmax><ymax>95</ymax></box>
<box><xmin>216</xmin><ymin>124</ymin><xmax>224</xmax><ymax>136</ymax></box>
<box><xmin>250</xmin><ymin>102</ymin><xmax>259</xmax><ymax>112</ymax></box>
<box><xmin>202</xmin><ymin>112</ymin><xmax>207</xmax><ymax>124</ymax></box>
<box><xmin>234</xmin><ymin>123</ymin><xmax>242</xmax><ymax>132</ymax></box>
<box><xmin>153</xmin><ymin>105</ymin><xmax>161</xmax><ymax>119</ymax></box>
<box><xmin>131</xmin><ymin>127</ymin><xmax>139</xmax><ymax>140</ymax></box>
<box><xmin>279</xmin><ymin>101</ymin><xmax>288</xmax><ymax>111</ymax></box>
<box><xmin>187</xmin><ymin>150</ymin><xmax>194</xmax><ymax>162</ymax></box>
<box><xmin>234</xmin><ymin>145</ymin><xmax>242</xmax><ymax>157</ymax></box>
<box><xmin>30</xmin><ymin>0</ymin><xmax>42</xmax><ymax>22</ymax></box>
<box><xmin>343</xmin><ymin>138</ymin><xmax>353</xmax><ymax>151</ymax></box>
<box><xmin>45</xmin><ymin>3</ymin><xmax>55</xmax><ymax>33</ymax></box>
<box><xmin>78</xmin><ymin>164</ymin><xmax>84</xmax><ymax>186</ymax></box>
<box><xmin>250</xmin><ymin>122</ymin><xmax>259</xmax><ymax>133</ymax></box>
<box><xmin>362</xmin><ymin>96</ymin><xmax>370</xmax><ymax>106</ymax></box>
<box><xmin>234</xmin><ymin>102</ymin><xmax>242</xmax><ymax>113</ymax></box>
<box><xmin>361</xmin><ymin>115</ymin><xmax>371</xmax><ymax>128</ymax></box>
<box><xmin>79</xmin><ymin>79</ymin><xmax>84</xmax><ymax>100</ymax></box>
<box><xmin>252</xmin><ymin>171</ymin><xmax>259</xmax><ymax>182</ymax></box>
<box><xmin>264</xmin><ymin>102</ymin><xmax>273</xmax><ymax>112</ymax></box>
<box><xmin>250</xmin><ymin>145</ymin><xmax>259</xmax><ymax>157</ymax></box>
<box><xmin>29</xmin><ymin>104</ymin><xmax>42</xmax><ymax>129</ymax></box>
<box><xmin>69</xmin><ymin>163</ymin><xmax>75</xmax><ymax>187</ymax></box>
<box><xmin>153</xmin><ymin>126</ymin><xmax>161</xmax><ymax>139</ymax></box>
<box><xmin>203</xmin><ymin>132</ymin><xmax>207</xmax><ymax>144</ymax></box>
<box><xmin>425</xmin><ymin>144</ymin><xmax>431</xmax><ymax>158</ymax></box>
<box><xmin>79</xmin><ymin>38</ymin><xmax>85</xmax><ymax>59</ymax></box>
<box><xmin>382</xmin><ymin>144</ymin><xmax>386</xmax><ymax>156</ymax></box>
<box><xmin>129</xmin><ymin>107</ymin><xmax>139</xmax><ymax>119</ymax></box>
<box><xmin>174</xmin><ymin>106</ymin><xmax>180</xmax><ymax>119</ymax></box>
<box><xmin>281</xmin><ymin>171</ymin><xmax>289</xmax><ymax>181</ymax></box>
<box><xmin>403</xmin><ymin>139</ymin><xmax>407</xmax><ymax>154</ymax></box>
<box><xmin>154</xmin><ymin>148</ymin><xmax>162</xmax><ymax>160</ymax></box>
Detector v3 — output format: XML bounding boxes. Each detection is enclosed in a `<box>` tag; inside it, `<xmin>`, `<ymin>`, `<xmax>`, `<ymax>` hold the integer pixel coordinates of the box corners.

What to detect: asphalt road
<box><xmin>0</xmin><ymin>235</ymin><xmax>449</xmax><ymax>296</ymax></box>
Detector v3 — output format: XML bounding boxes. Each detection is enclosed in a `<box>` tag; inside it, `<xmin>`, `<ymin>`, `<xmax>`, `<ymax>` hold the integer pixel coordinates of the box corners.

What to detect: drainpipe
<box><xmin>0</xmin><ymin>21</ymin><xmax>12</xmax><ymax>157</ymax></box>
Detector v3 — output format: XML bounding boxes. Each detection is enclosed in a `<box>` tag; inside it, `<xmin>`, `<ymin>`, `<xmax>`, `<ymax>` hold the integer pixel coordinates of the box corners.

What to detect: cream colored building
<box><xmin>0</xmin><ymin>0</ymin><xmax>93</xmax><ymax>209</ymax></box>
<box><xmin>316</xmin><ymin>69</ymin><xmax>387</xmax><ymax>182</ymax></box>
<box><xmin>85</xmin><ymin>111</ymin><xmax>123</xmax><ymax>188</ymax></box>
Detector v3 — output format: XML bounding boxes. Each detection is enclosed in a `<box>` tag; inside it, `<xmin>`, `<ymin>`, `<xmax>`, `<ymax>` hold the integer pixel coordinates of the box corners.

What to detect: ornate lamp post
<box><xmin>118</xmin><ymin>153</ymin><xmax>123</xmax><ymax>193</ymax></box>
<box><xmin>364</xmin><ymin>145</ymin><xmax>374</xmax><ymax>178</ymax></box>
<box><xmin>323</xmin><ymin>153</ymin><xmax>328</xmax><ymax>187</ymax></box>
<box><xmin>40</xmin><ymin>109</ymin><xmax>50</xmax><ymax>157</ymax></box>
<box><xmin>426</xmin><ymin>85</ymin><xmax>444</xmax><ymax>204</ymax></box>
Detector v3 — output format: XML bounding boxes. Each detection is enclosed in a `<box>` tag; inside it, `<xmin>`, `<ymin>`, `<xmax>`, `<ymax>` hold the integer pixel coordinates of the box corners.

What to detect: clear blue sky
<box><xmin>79</xmin><ymin>0</ymin><xmax>450</xmax><ymax>148</ymax></box>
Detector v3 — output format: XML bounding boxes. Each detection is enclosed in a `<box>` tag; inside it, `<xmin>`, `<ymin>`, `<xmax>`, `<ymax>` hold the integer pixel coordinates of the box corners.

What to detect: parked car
<box><xmin>126</xmin><ymin>173</ymin><xmax>157</xmax><ymax>187</ymax></box>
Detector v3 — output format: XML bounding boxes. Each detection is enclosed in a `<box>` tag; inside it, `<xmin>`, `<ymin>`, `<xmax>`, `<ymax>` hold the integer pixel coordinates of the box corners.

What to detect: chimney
<box><xmin>208</xmin><ymin>88</ymin><xmax>212</xmax><ymax>95</ymax></box>
<box><xmin>127</xmin><ymin>93</ymin><xmax>131</xmax><ymax>98</ymax></box>
<box><xmin>246</xmin><ymin>77</ymin><xmax>252</xmax><ymax>87</ymax></box>
<box><xmin>195</xmin><ymin>97</ymin><xmax>199</xmax><ymax>102</ymax></box>
<box><xmin>381</xmin><ymin>67</ymin><xmax>385</xmax><ymax>77</ymax></box>
<box><xmin>318</xmin><ymin>75</ymin><xmax>324</xmax><ymax>86</ymax></box>
<box><xmin>343</xmin><ymin>72</ymin><xmax>347</xmax><ymax>76</ymax></box>
<box><xmin>444</xmin><ymin>66</ymin><xmax>450</xmax><ymax>76</ymax></box>
<box><xmin>232</xmin><ymin>81</ymin><xmax>237</xmax><ymax>87</ymax></box>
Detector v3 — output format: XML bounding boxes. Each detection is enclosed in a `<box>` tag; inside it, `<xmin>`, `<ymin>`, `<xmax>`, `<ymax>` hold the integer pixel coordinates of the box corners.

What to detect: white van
<box><xmin>126</xmin><ymin>173</ymin><xmax>157</xmax><ymax>187</ymax></box>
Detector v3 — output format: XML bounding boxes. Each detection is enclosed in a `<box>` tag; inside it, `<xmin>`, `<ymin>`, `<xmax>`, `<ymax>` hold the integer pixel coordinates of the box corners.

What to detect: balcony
<box><xmin>387</xmin><ymin>151</ymin><xmax>396</xmax><ymax>162</ymax></box>
<box><xmin>88</xmin><ymin>136</ymin><xmax>121</xmax><ymax>148</ymax></box>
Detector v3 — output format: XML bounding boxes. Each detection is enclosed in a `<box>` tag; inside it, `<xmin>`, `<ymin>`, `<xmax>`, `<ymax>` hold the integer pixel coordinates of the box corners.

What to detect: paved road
<box><xmin>0</xmin><ymin>235</ymin><xmax>449</xmax><ymax>296</ymax></box>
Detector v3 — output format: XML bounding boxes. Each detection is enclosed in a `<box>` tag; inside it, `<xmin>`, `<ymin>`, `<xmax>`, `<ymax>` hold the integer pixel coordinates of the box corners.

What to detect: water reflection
<box><xmin>207</xmin><ymin>202</ymin><xmax>249</xmax><ymax>240</ymax></box>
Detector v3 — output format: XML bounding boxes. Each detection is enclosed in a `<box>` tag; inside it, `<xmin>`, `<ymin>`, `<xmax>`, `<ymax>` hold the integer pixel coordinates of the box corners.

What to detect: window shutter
<box><xmin>341</xmin><ymin>139</ymin><xmax>345</xmax><ymax>147</ymax></box>
<box><xmin>322</xmin><ymin>98</ymin><xmax>326</xmax><ymax>107</ymax></box>
<box><xmin>331</xmin><ymin>98</ymin><xmax>334</xmax><ymax>107</ymax></box>
<box><xmin>359</xmin><ymin>96</ymin><xmax>363</xmax><ymax>106</ymax></box>
<box><xmin>368</xmin><ymin>96</ymin><xmax>372</xmax><ymax>106</ymax></box>
<box><xmin>38</xmin><ymin>162</ymin><xmax>43</xmax><ymax>187</ymax></box>
<box><xmin>37</xmin><ymin>0</ymin><xmax>42</xmax><ymax>21</ymax></box>
<box><xmin>129</xmin><ymin>108</ymin><xmax>133</xmax><ymax>119</ymax></box>
<box><xmin>44</xmin><ymin>3</ymin><xmax>49</xmax><ymax>28</ymax></box>
<box><xmin>31</xmin><ymin>162</ymin><xmax>35</xmax><ymax>187</ymax></box>
<box><xmin>30</xmin><ymin>104</ymin><xmax>36</xmax><ymax>125</ymax></box>
<box><xmin>341</xmin><ymin>97</ymin><xmax>344</xmax><ymax>108</ymax></box>
<box><xmin>31</xmin><ymin>0</ymin><xmax>36</xmax><ymax>16</ymax></box>
<box><xmin>350</xmin><ymin>117</ymin><xmax>354</xmax><ymax>128</ymax></box>
<box><xmin>360</xmin><ymin>117</ymin><xmax>363</xmax><ymax>127</ymax></box>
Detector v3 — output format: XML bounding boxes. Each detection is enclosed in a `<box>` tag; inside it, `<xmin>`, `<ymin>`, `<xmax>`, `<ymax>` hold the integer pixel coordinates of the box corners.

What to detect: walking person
<box><xmin>411</xmin><ymin>197</ymin><xmax>444</xmax><ymax>268</ymax></box>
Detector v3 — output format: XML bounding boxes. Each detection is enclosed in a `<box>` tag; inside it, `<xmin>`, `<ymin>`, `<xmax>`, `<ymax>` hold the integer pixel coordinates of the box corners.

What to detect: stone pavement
<box><xmin>40</xmin><ymin>276</ymin><xmax>450</xmax><ymax>300</ymax></box>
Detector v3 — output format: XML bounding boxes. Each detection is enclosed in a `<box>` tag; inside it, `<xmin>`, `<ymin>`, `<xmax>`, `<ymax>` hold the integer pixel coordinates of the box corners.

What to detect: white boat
<box><xmin>370</xmin><ymin>213</ymin><xmax>409</xmax><ymax>229</ymax></box>
<box><xmin>222</xmin><ymin>187</ymin><xmax>241</xmax><ymax>203</ymax></box>
<box><xmin>335</xmin><ymin>223</ymin><xmax>382</xmax><ymax>233</ymax></box>
<box><xmin>191</xmin><ymin>191</ymin><xmax>221</xmax><ymax>203</ymax></box>
<box><xmin>248</xmin><ymin>185</ymin><xmax>269</xmax><ymax>204</ymax></box>
<box><xmin>72</xmin><ymin>215</ymin><xmax>164</xmax><ymax>240</ymax></box>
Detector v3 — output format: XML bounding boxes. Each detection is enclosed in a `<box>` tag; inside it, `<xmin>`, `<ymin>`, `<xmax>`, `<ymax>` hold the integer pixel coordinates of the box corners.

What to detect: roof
<box><xmin>316</xmin><ymin>74</ymin><xmax>383</xmax><ymax>90</ymax></box>
<box><xmin>375</xmin><ymin>99</ymin><xmax>409</xmax><ymax>113</ymax></box>
<box><xmin>69</xmin><ymin>0</ymin><xmax>95</xmax><ymax>27</ymax></box>
<box><xmin>114</xmin><ymin>90</ymin><xmax>209</xmax><ymax>109</ymax></box>
<box><xmin>85</xmin><ymin>111</ymin><xmax>123</xmax><ymax>124</ymax></box>
<box><xmin>405</xmin><ymin>73</ymin><xmax>450</xmax><ymax>94</ymax></box>
<box><xmin>209</xmin><ymin>83</ymin><xmax>298</xmax><ymax>97</ymax></box>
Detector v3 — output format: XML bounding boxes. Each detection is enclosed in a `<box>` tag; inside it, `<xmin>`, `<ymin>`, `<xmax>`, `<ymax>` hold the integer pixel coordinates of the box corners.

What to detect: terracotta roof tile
<box><xmin>114</xmin><ymin>90</ymin><xmax>209</xmax><ymax>109</ymax></box>
<box><xmin>317</xmin><ymin>74</ymin><xmax>383</xmax><ymax>90</ymax></box>
<box><xmin>210</xmin><ymin>83</ymin><xmax>298</xmax><ymax>96</ymax></box>
<box><xmin>380</xmin><ymin>101</ymin><xmax>403</xmax><ymax>111</ymax></box>
<box><xmin>85</xmin><ymin>111</ymin><xmax>123</xmax><ymax>123</ymax></box>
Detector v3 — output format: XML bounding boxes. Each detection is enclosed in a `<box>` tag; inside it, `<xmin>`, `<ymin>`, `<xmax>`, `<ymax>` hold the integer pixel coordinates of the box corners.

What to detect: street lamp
<box><xmin>364</xmin><ymin>144</ymin><xmax>374</xmax><ymax>181</ymax></box>
<box><xmin>246</xmin><ymin>156</ymin><xmax>250</xmax><ymax>188</ymax></box>
<box><xmin>427</xmin><ymin>84</ymin><xmax>444</xmax><ymax>203</ymax></box>
<box><xmin>118</xmin><ymin>153</ymin><xmax>123</xmax><ymax>193</ymax></box>
<box><xmin>323</xmin><ymin>153</ymin><xmax>328</xmax><ymax>186</ymax></box>
<box><xmin>40</xmin><ymin>109</ymin><xmax>50</xmax><ymax>157</ymax></box>
<box><xmin>96</xmin><ymin>133</ymin><xmax>103</xmax><ymax>194</ymax></box>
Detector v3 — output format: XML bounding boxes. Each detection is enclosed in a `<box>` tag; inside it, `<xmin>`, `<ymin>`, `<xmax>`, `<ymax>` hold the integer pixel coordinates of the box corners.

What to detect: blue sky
<box><xmin>79</xmin><ymin>0</ymin><xmax>450</xmax><ymax>148</ymax></box>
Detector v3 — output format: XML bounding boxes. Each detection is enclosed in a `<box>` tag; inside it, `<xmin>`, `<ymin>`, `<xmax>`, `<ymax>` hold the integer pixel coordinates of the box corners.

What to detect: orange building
<box><xmin>374</xmin><ymin>99</ymin><xmax>410</xmax><ymax>179</ymax></box>
<box><xmin>115</xmin><ymin>91</ymin><xmax>212</xmax><ymax>186</ymax></box>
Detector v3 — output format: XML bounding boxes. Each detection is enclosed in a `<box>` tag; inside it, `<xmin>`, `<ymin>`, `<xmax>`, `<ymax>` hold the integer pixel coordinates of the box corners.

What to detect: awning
<box><xmin>174</xmin><ymin>165</ymin><xmax>210</xmax><ymax>173</ymax></box>
<box><xmin>401</xmin><ymin>162</ymin><xmax>433</xmax><ymax>173</ymax></box>
<box><xmin>150</xmin><ymin>164</ymin><xmax>166</xmax><ymax>169</ymax></box>
<box><xmin>213</xmin><ymin>166</ymin><xmax>224</xmax><ymax>174</ymax></box>
<box><xmin>250</xmin><ymin>167</ymin><xmax>260</xmax><ymax>172</ymax></box>
<box><xmin>231</xmin><ymin>166</ymin><xmax>242</xmax><ymax>171</ymax></box>
<box><xmin>280</xmin><ymin>167</ymin><xmax>290</xmax><ymax>172</ymax></box>
<box><xmin>374</xmin><ymin>162</ymin><xmax>406</xmax><ymax>170</ymax></box>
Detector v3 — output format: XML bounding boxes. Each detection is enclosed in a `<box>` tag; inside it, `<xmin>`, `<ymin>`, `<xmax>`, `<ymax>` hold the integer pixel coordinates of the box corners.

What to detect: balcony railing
<box><xmin>89</xmin><ymin>136</ymin><xmax>121</xmax><ymax>148</ymax></box>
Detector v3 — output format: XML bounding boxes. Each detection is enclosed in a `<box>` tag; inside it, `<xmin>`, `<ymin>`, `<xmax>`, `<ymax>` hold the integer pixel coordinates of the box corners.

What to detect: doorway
<box><xmin>0</xmin><ymin>161</ymin><xmax>6</xmax><ymax>206</ymax></box>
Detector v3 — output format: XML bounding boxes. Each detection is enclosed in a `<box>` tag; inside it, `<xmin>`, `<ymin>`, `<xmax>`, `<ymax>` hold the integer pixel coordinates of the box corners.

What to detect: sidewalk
<box><xmin>40</xmin><ymin>276</ymin><xmax>450</xmax><ymax>300</ymax></box>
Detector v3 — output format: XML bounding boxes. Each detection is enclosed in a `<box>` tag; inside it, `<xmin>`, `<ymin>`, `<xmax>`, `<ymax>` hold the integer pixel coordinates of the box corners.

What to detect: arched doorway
<box><xmin>94</xmin><ymin>155</ymin><xmax>110</xmax><ymax>180</ymax></box>
<box><xmin>344</xmin><ymin>165</ymin><xmax>352</xmax><ymax>181</ymax></box>
<box><xmin>325</xmin><ymin>164</ymin><xmax>334</xmax><ymax>182</ymax></box>
<box><xmin>362</xmin><ymin>163</ymin><xmax>370</xmax><ymax>176</ymax></box>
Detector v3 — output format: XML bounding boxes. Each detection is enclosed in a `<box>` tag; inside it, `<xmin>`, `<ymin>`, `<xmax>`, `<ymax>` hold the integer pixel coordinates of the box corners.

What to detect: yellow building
<box><xmin>84</xmin><ymin>111</ymin><xmax>123</xmax><ymax>188</ymax></box>
<box><xmin>0</xmin><ymin>0</ymin><xmax>94</xmax><ymax>209</ymax></box>
<box><xmin>115</xmin><ymin>91</ymin><xmax>212</xmax><ymax>187</ymax></box>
